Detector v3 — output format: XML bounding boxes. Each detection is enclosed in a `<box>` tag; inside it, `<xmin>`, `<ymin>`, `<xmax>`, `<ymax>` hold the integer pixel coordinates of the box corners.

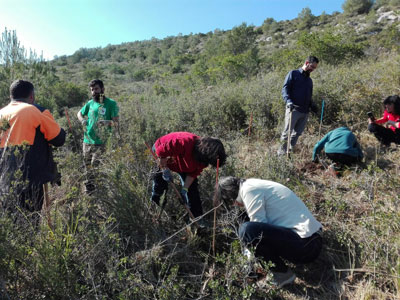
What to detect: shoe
<box><xmin>271</xmin><ymin>269</ymin><xmax>296</xmax><ymax>288</ymax></box>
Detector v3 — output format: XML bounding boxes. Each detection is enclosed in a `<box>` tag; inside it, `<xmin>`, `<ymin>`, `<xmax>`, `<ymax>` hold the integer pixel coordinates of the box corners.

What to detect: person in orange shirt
<box><xmin>0</xmin><ymin>80</ymin><xmax>65</xmax><ymax>212</ymax></box>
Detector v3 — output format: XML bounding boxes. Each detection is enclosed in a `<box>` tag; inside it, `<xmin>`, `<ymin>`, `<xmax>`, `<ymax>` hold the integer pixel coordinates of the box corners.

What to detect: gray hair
<box><xmin>217</xmin><ymin>176</ymin><xmax>244</xmax><ymax>205</ymax></box>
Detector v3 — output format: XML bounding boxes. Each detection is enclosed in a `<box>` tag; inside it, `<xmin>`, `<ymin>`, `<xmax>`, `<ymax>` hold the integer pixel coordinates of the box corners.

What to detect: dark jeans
<box><xmin>368</xmin><ymin>123</ymin><xmax>400</xmax><ymax>146</ymax></box>
<box><xmin>151</xmin><ymin>170</ymin><xmax>203</xmax><ymax>217</ymax></box>
<box><xmin>326</xmin><ymin>153</ymin><xmax>360</xmax><ymax>166</ymax></box>
<box><xmin>239</xmin><ymin>222</ymin><xmax>322</xmax><ymax>272</ymax></box>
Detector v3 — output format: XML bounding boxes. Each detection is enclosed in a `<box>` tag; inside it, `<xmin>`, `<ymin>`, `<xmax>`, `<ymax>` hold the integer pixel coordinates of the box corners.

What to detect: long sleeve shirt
<box><xmin>312</xmin><ymin>127</ymin><xmax>363</xmax><ymax>161</ymax></box>
<box><xmin>236</xmin><ymin>178</ymin><xmax>322</xmax><ymax>238</ymax></box>
<box><xmin>375</xmin><ymin>110</ymin><xmax>400</xmax><ymax>133</ymax></box>
<box><xmin>282</xmin><ymin>68</ymin><xmax>313</xmax><ymax>113</ymax></box>
<box><xmin>0</xmin><ymin>101</ymin><xmax>65</xmax><ymax>185</ymax></box>
<box><xmin>154</xmin><ymin>132</ymin><xmax>206</xmax><ymax>178</ymax></box>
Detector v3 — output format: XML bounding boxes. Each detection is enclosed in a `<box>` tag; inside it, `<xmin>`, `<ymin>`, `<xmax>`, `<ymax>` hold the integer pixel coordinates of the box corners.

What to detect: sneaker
<box><xmin>271</xmin><ymin>269</ymin><xmax>296</xmax><ymax>288</ymax></box>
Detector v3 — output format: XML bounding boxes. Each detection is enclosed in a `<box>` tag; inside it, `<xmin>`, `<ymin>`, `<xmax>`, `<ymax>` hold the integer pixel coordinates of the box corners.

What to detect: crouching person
<box><xmin>217</xmin><ymin>176</ymin><xmax>323</xmax><ymax>288</ymax></box>
<box><xmin>312</xmin><ymin>126</ymin><xmax>363</xmax><ymax>166</ymax></box>
<box><xmin>151</xmin><ymin>131</ymin><xmax>226</xmax><ymax>222</ymax></box>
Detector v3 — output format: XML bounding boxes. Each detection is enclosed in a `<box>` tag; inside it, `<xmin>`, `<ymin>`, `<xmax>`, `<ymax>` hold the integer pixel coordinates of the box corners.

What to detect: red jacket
<box><xmin>375</xmin><ymin>110</ymin><xmax>400</xmax><ymax>133</ymax></box>
<box><xmin>154</xmin><ymin>132</ymin><xmax>206</xmax><ymax>178</ymax></box>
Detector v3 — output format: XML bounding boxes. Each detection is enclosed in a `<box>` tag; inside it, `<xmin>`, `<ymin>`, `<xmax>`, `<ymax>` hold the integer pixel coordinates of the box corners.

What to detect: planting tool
<box><xmin>286</xmin><ymin>106</ymin><xmax>294</xmax><ymax>158</ymax></box>
<box><xmin>145</xmin><ymin>142</ymin><xmax>197</xmax><ymax>223</ymax></box>
<box><xmin>212</xmin><ymin>158</ymin><xmax>220</xmax><ymax>256</ymax></box>
<box><xmin>318</xmin><ymin>99</ymin><xmax>325</xmax><ymax>139</ymax></box>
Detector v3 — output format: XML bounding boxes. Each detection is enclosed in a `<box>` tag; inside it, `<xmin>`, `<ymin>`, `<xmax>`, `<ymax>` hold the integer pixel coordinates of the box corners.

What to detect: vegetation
<box><xmin>1</xmin><ymin>3</ymin><xmax>400</xmax><ymax>299</ymax></box>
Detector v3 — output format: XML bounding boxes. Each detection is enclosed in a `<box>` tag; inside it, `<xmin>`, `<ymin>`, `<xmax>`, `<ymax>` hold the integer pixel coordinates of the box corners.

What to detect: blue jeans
<box><xmin>239</xmin><ymin>222</ymin><xmax>322</xmax><ymax>272</ymax></box>
<box><xmin>151</xmin><ymin>170</ymin><xmax>203</xmax><ymax>218</ymax></box>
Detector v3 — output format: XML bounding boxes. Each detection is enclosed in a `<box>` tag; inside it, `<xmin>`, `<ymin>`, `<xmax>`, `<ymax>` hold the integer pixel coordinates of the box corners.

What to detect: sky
<box><xmin>0</xmin><ymin>0</ymin><xmax>344</xmax><ymax>60</ymax></box>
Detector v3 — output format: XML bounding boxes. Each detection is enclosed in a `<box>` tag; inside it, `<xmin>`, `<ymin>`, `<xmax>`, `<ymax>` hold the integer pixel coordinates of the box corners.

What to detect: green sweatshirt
<box><xmin>312</xmin><ymin>127</ymin><xmax>363</xmax><ymax>161</ymax></box>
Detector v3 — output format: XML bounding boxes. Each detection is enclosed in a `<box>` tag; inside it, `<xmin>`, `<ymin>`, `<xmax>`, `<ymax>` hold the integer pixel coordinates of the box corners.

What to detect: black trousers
<box><xmin>326</xmin><ymin>153</ymin><xmax>360</xmax><ymax>166</ymax></box>
<box><xmin>239</xmin><ymin>222</ymin><xmax>322</xmax><ymax>272</ymax></box>
<box><xmin>368</xmin><ymin>123</ymin><xmax>400</xmax><ymax>146</ymax></box>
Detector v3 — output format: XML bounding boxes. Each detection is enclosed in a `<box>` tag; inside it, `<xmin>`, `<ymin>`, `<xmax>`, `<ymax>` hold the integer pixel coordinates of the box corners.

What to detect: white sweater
<box><xmin>237</xmin><ymin>178</ymin><xmax>322</xmax><ymax>238</ymax></box>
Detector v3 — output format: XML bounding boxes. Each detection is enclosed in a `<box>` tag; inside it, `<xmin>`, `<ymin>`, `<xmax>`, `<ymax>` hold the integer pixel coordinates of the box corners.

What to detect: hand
<box><xmin>180</xmin><ymin>187</ymin><xmax>189</xmax><ymax>205</ymax></box>
<box><xmin>162</xmin><ymin>169</ymin><xmax>172</xmax><ymax>182</ymax></box>
<box><xmin>81</xmin><ymin>119</ymin><xmax>87</xmax><ymax>126</ymax></box>
<box><xmin>286</xmin><ymin>103</ymin><xmax>294</xmax><ymax>111</ymax></box>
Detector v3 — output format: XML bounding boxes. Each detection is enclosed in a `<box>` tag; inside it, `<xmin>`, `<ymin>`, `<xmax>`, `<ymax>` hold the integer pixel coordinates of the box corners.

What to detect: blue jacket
<box><xmin>312</xmin><ymin>127</ymin><xmax>363</xmax><ymax>161</ymax></box>
<box><xmin>282</xmin><ymin>68</ymin><xmax>313</xmax><ymax>113</ymax></box>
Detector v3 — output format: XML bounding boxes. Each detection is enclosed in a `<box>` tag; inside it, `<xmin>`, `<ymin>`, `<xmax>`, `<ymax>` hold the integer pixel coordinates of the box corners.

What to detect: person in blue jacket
<box><xmin>312</xmin><ymin>127</ymin><xmax>363</xmax><ymax>166</ymax></box>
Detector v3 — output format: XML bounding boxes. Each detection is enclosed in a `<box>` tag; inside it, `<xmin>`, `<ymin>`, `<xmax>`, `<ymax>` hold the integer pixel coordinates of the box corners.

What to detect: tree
<box><xmin>0</xmin><ymin>28</ymin><xmax>26</xmax><ymax>67</ymax></box>
<box><xmin>342</xmin><ymin>0</ymin><xmax>374</xmax><ymax>15</ymax></box>
<box><xmin>222</xmin><ymin>23</ymin><xmax>257</xmax><ymax>55</ymax></box>
<box><xmin>297</xmin><ymin>7</ymin><xmax>315</xmax><ymax>31</ymax></box>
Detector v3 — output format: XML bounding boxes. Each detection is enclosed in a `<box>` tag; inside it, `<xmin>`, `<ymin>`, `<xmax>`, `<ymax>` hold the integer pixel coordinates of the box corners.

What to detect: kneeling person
<box><xmin>217</xmin><ymin>176</ymin><xmax>322</xmax><ymax>288</ymax></box>
<box><xmin>312</xmin><ymin>127</ymin><xmax>363</xmax><ymax>166</ymax></box>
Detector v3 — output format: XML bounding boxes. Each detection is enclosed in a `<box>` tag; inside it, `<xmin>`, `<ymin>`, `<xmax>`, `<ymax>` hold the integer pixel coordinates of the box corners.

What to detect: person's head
<box><xmin>88</xmin><ymin>79</ymin><xmax>105</xmax><ymax>101</ymax></box>
<box><xmin>193</xmin><ymin>137</ymin><xmax>227</xmax><ymax>168</ymax></box>
<box><xmin>217</xmin><ymin>176</ymin><xmax>244</xmax><ymax>206</ymax></box>
<box><xmin>383</xmin><ymin>95</ymin><xmax>400</xmax><ymax>115</ymax></box>
<box><xmin>9</xmin><ymin>80</ymin><xmax>35</xmax><ymax>104</ymax></box>
<box><xmin>302</xmin><ymin>56</ymin><xmax>319</xmax><ymax>74</ymax></box>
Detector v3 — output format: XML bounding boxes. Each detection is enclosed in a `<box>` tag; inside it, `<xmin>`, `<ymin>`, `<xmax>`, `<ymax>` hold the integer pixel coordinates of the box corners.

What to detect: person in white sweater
<box><xmin>217</xmin><ymin>176</ymin><xmax>323</xmax><ymax>288</ymax></box>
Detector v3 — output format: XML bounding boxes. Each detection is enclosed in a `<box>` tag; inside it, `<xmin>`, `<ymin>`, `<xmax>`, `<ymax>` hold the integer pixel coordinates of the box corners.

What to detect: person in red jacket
<box><xmin>151</xmin><ymin>132</ymin><xmax>226</xmax><ymax>219</ymax></box>
<box><xmin>368</xmin><ymin>95</ymin><xmax>400</xmax><ymax>146</ymax></box>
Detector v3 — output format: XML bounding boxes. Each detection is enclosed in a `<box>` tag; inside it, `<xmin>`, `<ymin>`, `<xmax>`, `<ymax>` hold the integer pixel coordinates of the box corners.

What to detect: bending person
<box><xmin>151</xmin><ymin>131</ymin><xmax>226</xmax><ymax>220</ymax></box>
<box><xmin>312</xmin><ymin>127</ymin><xmax>363</xmax><ymax>166</ymax></box>
<box><xmin>217</xmin><ymin>176</ymin><xmax>322</xmax><ymax>288</ymax></box>
<box><xmin>368</xmin><ymin>95</ymin><xmax>400</xmax><ymax>147</ymax></box>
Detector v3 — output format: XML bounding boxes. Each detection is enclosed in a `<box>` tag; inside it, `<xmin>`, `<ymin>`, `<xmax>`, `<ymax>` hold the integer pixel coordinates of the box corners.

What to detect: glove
<box><xmin>310</xmin><ymin>102</ymin><xmax>318</xmax><ymax>114</ymax></box>
<box><xmin>162</xmin><ymin>169</ymin><xmax>172</xmax><ymax>182</ymax></box>
<box><xmin>180</xmin><ymin>187</ymin><xmax>189</xmax><ymax>205</ymax></box>
<box><xmin>286</xmin><ymin>102</ymin><xmax>294</xmax><ymax>111</ymax></box>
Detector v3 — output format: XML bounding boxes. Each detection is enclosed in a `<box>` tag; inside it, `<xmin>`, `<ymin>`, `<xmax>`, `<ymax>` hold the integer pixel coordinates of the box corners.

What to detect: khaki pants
<box><xmin>82</xmin><ymin>143</ymin><xmax>104</xmax><ymax>194</ymax></box>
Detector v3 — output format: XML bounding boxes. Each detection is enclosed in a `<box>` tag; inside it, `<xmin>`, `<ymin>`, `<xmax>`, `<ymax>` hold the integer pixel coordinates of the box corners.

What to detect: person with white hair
<box><xmin>217</xmin><ymin>176</ymin><xmax>323</xmax><ymax>288</ymax></box>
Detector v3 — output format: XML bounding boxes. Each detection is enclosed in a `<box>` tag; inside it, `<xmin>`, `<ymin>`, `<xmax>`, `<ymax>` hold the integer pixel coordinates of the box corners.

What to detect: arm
<box><xmin>41</xmin><ymin>110</ymin><xmax>66</xmax><ymax>147</ymax></box>
<box><xmin>243</xmin><ymin>191</ymin><xmax>268</xmax><ymax>223</ymax></box>
<box><xmin>281</xmin><ymin>71</ymin><xmax>293</xmax><ymax>105</ymax></box>
<box><xmin>183</xmin><ymin>175</ymin><xmax>195</xmax><ymax>190</ymax></box>
<box><xmin>312</xmin><ymin>132</ymin><xmax>331</xmax><ymax>161</ymax></box>
<box><xmin>77</xmin><ymin>110</ymin><xmax>86</xmax><ymax>125</ymax></box>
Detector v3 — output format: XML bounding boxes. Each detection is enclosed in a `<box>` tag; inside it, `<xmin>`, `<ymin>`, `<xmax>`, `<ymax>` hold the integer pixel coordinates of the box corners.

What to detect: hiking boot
<box><xmin>271</xmin><ymin>269</ymin><xmax>296</xmax><ymax>288</ymax></box>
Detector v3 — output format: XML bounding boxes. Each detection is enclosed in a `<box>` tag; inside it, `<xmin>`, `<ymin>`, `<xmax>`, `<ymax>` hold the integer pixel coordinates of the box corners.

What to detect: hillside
<box><xmin>0</xmin><ymin>2</ymin><xmax>400</xmax><ymax>299</ymax></box>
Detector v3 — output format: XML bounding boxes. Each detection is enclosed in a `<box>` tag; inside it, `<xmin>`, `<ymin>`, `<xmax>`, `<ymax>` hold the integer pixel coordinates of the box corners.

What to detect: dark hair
<box><xmin>383</xmin><ymin>95</ymin><xmax>400</xmax><ymax>115</ymax></box>
<box><xmin>193</xmin><ymin>137</ymin><xmax>227</xmax><ymax>168</ymax></box>
<box><xmin>9</xmin><ymin>80</ymin><xmax>34</xmax><ymax>100</ymax></box>
<box><xmin>306</xmin><ymin>56</ymin><xmax>319</xmax><ymax>64</ymax></box>
<box><xmin>88</xmin><ymin>79</ymin><xmax>104</xmax><ymax>89</ymax></box>
<box><xmin>217</xmin><ymin>176</ymin><xmax>244</xmax><ymax>205</ymax></box>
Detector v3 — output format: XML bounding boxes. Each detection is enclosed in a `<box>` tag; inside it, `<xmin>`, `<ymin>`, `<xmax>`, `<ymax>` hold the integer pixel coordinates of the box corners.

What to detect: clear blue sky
<box><xmin>0</xmin><ymin>0</ymin><xmax>344</xmax><ymax>60</ymax></box>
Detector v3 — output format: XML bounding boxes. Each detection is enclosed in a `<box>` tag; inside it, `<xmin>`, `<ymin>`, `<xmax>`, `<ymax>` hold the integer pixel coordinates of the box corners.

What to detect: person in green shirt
<box><xmin>312</xmin><ymin>127</ymin><xmax>363</xmax><ymax>166</ymax></box>
<box><xmin>77</xmin><ymin>79</ymin><xmax>119</xmax><ymax>194</ymax></box>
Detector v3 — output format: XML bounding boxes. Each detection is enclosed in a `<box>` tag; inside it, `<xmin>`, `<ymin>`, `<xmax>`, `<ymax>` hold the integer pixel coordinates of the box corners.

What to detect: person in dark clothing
<box><xmin>368</xmin><ymin>95</ymin><xmax>400</xmax><ymax>146</ymax></box>
<box><xmin>0</xmin><ymin>80</ymin><xmax>66</xmax><ymax>212</ymax></box>
<box><xmin>278</xmin><ymin>56</ymin><xmax>319</xmax><ymax>155</ymax></box>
